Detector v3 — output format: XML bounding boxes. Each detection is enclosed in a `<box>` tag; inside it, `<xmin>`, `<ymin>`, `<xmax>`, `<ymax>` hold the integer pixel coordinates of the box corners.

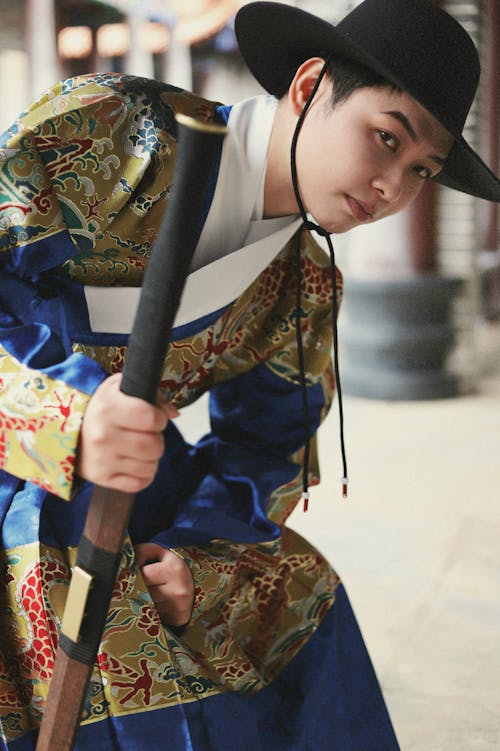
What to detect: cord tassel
<box><xmin>301</xmin><ymin>491</ymin><xmax>310</xmax><ymax>512</ymax></box>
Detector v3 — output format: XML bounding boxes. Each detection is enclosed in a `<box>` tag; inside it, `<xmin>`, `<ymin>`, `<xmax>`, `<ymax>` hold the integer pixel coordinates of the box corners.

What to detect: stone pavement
<box><xmin>177</xmin><ymin>320</ymin><xmax>500</xmax><ymax>751</ymax></box>
<box><xmin>288</xmin><ymin>321</ymin><xmax>500</xmax><ymax>751</ymax></box>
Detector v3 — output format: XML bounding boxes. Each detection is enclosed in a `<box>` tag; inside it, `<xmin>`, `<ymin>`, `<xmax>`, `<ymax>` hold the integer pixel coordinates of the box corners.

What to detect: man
<box><xmin>0</xmin><ymin>1</ymin><xmax>498</xmax><ymax>748</ymax></box>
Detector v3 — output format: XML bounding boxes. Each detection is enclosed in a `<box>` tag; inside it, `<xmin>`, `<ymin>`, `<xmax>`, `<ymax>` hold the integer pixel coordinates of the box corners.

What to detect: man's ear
<box><xmin>288</xmin><ymin>57</ymin><xmax>328</xmax><ymax>115</ymax></box>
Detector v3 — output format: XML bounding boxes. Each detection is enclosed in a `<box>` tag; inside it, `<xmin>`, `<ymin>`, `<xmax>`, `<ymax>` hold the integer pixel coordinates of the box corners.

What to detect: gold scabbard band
<box><xmin>61</xmin><ymin>566</ymin><xmax>93</xmax><ymax>643</ymax></box>
<box><xmin>58</xmin><ymin>536</ymin><xmax>121</xmax><ymax>665</ymax></box>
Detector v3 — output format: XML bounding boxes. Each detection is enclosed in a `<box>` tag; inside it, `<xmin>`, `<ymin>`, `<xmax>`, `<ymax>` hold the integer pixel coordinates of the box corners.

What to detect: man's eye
<box><xmin>378</xmin><ymin>130</ymin><xmax>397</xmax><ymax>150</ymax></box>
<box><xmin>415</xmin><ymin>165</ymin><xmax>432</xmax><ymax>180</ymax></box>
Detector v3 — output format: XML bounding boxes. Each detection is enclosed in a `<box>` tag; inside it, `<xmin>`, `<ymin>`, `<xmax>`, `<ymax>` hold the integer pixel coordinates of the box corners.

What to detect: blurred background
<box><xmin>0</xmin><ymin>1</ymin><xmax>498</xmax><ymax>749</ymax></box>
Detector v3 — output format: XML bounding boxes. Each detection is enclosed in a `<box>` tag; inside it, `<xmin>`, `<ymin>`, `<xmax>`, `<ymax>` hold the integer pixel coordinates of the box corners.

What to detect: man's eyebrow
<box><xmin>383</xmin><ymin>110</ymin><xmax>417</xmax><ymax>141</ymax></box>
<box><xmin>429</xmin><ymin>154</ymin><xmax>446</xmax><ymax>168</ymax></box>
<box><xmin>383</xmin><ymin>110</ymin><xmax>447</xmax><ymax>168</ymax></box>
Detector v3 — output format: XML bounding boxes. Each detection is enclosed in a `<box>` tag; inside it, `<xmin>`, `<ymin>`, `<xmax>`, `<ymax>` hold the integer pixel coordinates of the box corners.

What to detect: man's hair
<box><xmin>324</xmin><ymin>54</ymin><xmax>400</xmax><ymax>107</ymax></box>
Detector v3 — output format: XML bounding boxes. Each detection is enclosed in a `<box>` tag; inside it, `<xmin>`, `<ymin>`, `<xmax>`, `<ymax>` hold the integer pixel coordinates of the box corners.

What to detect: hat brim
<box><xmin>235</xmin><ymin>2</ymin><xmax>500</xmax><ymax>203</ymax></box>
<box><xmin>434</xmin><ymin>138</ymin><xmax>500</xmax><ymax>201</ymax></box>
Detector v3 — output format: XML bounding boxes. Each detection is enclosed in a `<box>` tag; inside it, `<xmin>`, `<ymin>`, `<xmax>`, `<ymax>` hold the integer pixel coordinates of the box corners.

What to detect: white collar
<box><xmin>190</xmin><ymin>94</ymin><xmax>295</xmax><ymax>271</ymax></box>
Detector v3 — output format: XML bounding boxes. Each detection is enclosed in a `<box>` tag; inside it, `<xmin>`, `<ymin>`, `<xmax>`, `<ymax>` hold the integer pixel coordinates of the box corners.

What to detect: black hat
<box><xmin>235</xmin><ymin>0</ymin><xmax>500</xmax><ymax>202</ymax></box>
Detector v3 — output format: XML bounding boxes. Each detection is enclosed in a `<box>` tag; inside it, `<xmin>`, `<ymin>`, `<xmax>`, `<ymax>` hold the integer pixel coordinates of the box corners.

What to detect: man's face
<box><xmin>293</xmin><ymin>80</ymin><xmax>454</xmax><ymax>233</ymax></box>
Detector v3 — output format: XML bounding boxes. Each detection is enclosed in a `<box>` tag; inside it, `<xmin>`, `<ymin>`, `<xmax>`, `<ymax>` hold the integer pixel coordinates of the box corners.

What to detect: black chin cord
<box><xmin>290</xmin><ymin>59</ymin><xmax>348</xmax><ymax>510</ymax></box>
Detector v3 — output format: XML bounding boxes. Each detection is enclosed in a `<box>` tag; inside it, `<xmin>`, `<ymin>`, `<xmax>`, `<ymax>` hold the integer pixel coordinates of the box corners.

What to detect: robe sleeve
<box><xmin>0</xmin><ymin>73</ymin><xmax>183</xmax><ymax>498</ymax></box>
<box><xmin>130</xmin><ymin>248</ymin><xmax>340</xmax><ymax>611</ymax></box>
<box><xmin>131</xmin><ymin>330</ymin><xmax>336</xmax><ymax>616</ymax></box>
<box><xmin>150</xmin><ymin>361</ymin><xmax>332</xmax><ymax>547</ymax></box>
<box><xmin>0</xmin><ymin>332</ymin><xmax>105</xmax><ymax>500</ymax></box>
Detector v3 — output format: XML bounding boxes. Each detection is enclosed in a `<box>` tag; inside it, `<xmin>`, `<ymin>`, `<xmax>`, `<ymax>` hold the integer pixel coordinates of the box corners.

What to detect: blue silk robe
<box><xmin>0</xmin><ymin>73</ymin><xmax>399</xmax><ymax>750</ymax></box>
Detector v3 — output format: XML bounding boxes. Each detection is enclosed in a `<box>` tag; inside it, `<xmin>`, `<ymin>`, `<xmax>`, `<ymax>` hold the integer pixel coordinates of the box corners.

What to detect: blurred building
<box><xmin>0</xmin><ymin>0</ymin><xmax>498</xmax><ymax>397</ymax></box>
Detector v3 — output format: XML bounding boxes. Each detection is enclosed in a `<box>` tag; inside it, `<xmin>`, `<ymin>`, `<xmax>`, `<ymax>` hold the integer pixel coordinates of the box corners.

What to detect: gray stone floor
<box><xmin>288</xmin><ymin>322</ymin><xmax>500</xmax><ymax>751</ymax></box>
<box><xmin>178</xmin><ymin>321</ymin><xmax>500</xmax><ymax>751</ymax></box>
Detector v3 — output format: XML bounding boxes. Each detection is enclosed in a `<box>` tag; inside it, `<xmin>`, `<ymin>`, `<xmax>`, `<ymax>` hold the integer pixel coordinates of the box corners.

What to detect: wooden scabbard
<box><xmin>36</xmin><ymin>653</ymin><xmax>92</xmax><ymax>751</ymax></box>
<box><xmin>36</xmin><ymin>489</ymin><xmax>135</xmax><ymax>751</ymax></box>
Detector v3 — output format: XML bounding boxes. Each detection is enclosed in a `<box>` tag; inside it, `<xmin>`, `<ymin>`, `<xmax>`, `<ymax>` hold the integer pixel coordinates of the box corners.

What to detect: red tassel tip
<box><xmin>342</xmin><ymin>477</ymin><xmax>348</xmax><ymax>499</ymax></box>
<box><xmin>301</xmin><ymin>491</ymin><xmax>310</xmax><ymax>512</ymax></box>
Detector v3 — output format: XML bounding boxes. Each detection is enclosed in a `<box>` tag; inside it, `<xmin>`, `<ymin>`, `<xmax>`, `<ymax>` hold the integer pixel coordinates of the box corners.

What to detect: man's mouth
<box><xmin>346</xmin><ymin>196</ymin><xmax>374</xmax><ymax>222</ymax></box>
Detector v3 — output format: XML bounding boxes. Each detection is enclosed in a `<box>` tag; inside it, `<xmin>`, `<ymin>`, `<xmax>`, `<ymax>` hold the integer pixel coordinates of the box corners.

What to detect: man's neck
<box><xmin>263</xmin><ymin>99</ymin><xmax>300</xmax><ymax>219</ymax></box>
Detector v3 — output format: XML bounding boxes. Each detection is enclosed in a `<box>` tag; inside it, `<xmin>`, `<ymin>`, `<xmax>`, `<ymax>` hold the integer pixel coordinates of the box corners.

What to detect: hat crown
<box><xmin>337</xmin><ymin>0</ymin><xmax>480</xmax><ymax>136</ymax></box>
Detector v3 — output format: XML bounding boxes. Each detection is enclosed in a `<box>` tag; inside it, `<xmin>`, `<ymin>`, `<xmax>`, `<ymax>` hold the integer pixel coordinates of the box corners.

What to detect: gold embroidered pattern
<box><xmin>0</xmin><ymin>344</ymin><xmax>90</xmax><ymax>499</ymax></box>
<box><xmin>0</xmin><ymin>535</ymin><xmax>339</xmax><ymax>743</ymax></box>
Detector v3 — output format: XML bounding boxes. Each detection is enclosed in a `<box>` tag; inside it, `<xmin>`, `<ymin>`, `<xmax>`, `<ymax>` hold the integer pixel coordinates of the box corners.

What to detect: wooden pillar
<box><xmin>25</xmin><ymin>0</ymin><xmax>61</xmax><ymax>97</ymax></box>
<box><xmin>124</xmin><ymin>14</ymin><xmax>154</xmax><ymax>78</ymax></box>
<box><xmin>409</xmin><ymin>181</ymin><xmax>438</xmax><ymax>273</ymax></box>
<box><xmin>408</xmin><ymin>0</ymin><xmax>440</xmax><ymax>273</ymax></box>
<box><xmin>161</xmin><ymin>24</ymin><xmax>192</xmax><ymax>90</ymax></box>
<box><xmin>483</xmin><ymin>0</ymin><xmax>499</xmax><ymax>251</ymax></box>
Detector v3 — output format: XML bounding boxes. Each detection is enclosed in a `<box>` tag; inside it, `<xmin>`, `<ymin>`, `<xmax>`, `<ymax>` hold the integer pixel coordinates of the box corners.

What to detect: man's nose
<box><xmin>372</xmin><ymin>167</ymin><xmax>405</xmax><ymax>204</ymax></box>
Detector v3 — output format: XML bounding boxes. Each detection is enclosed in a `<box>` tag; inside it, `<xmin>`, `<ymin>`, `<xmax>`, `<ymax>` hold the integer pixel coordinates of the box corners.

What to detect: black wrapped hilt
<box><xmin>121</xmin><ymin>114</ymin><xmax>228</xmax><ymax>403</ymax></box>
